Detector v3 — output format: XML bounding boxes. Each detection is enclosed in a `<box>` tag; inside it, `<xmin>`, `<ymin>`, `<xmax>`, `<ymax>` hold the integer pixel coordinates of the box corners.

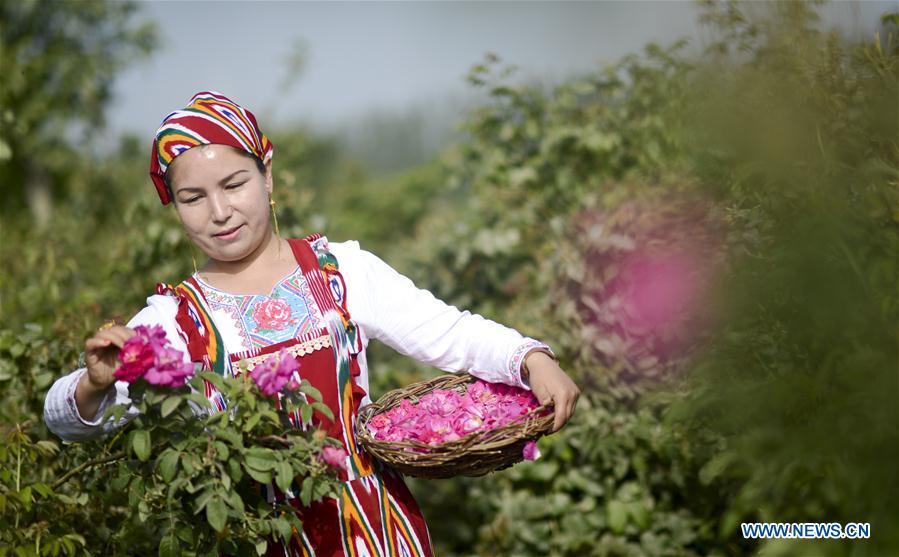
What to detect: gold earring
<box><xmin>270</xmin><ymin>195</ymin><xmax>282</xmax><ymax>258</ymax></box>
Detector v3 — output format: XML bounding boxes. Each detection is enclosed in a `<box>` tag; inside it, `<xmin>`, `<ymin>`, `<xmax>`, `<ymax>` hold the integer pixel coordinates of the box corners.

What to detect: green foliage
<box><xmin>0</xmin><ymin>0</ymin><xmax>156</xmax><ymax>218</ymax></box>
<box><xmin>668</xmin><ymin>2</ymin><xmax>899</xmax><ymax>554</ymax></box>
<box><xmin>0</xmin><ymin>365</ymin><xmax>341</xmax><ymax>556</ymax></box>
<box><xmin>391</xmin><ymin>3</ymin><xmax>898</xmax><ymax>556</ymax></box>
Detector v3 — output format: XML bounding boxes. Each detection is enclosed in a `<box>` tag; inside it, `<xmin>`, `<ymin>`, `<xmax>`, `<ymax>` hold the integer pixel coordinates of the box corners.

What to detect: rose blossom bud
<box><xmin>320</xmin><ymin>446</ymin><xmax>348</xmax><ymax>470</ymax></box>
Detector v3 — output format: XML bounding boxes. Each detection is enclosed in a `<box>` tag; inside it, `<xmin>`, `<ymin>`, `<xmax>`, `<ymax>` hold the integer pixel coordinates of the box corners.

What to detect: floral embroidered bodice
<box><xmin>192</xmin><ymin>265</ymin><xmax>326</xmax><ymax>351</ymax></box>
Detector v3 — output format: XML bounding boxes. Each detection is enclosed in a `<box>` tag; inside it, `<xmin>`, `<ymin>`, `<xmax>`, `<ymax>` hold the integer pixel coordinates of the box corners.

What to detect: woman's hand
<box><xmin>523</xmin><ymin>351</ymin><xmax>580</xmax><ymax>432</ymax></box>
<box><xmin>76</xmin><ymin>325</ymin><xmax>135</xmax><ymax>420</ymax></box>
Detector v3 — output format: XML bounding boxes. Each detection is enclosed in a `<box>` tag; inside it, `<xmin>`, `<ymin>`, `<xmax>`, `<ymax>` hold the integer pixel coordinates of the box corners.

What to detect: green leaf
<box><xmin>225</xmin><ymin>489</ymin><xmax>244</xmax><ymax>513</ymax></box>
<box><xmin>245</xmin><ymin>467</ymin><xmax>273</xmax><ymax>484</ymax></box>
<box><xmin>213</xmin><ymin>441</ymin><xmax>229</xmax><ymax>461</ymax></box>
<box><xmin>181</xmin><ymin>454</ymin><xmax>196</xmax><ymax>475</ymax></box>
<box><xmin>32</xmin><ymin>482</ymin><xmax>52</xmax><ymax>498</ymax></box>
<box><xmin>272</xmin><ymin>516</ymin><xmax>293</xmax><ymax>543</ymax></box>
<box><xmin>194</xmin><ymin>488</ymin><xmax>215</xmax><ymax>514</ymax></box>
<box><xmin>300</xmin><ymin>382</ymin><xmax>323</xmax><ymax>402</ymax></box>
<box><xmin>275</xmin><ymin>461</ymin><xmax>294</xmax><ymax>493</ymax></box>
<box><xmin>245</xmin><ymin>448</ymin><xmax>277</xmax><ymax>471</ymax></box>
<box><xmin>255</xmin><ymin>540</ymin><xmax>268</xmax><ymax>556</ymax></box>
<box><xmin>228</xmin><ymin>459</ymin><xmax>244</xmax><ymax>482</ymax></box>
<box><xmin>200</xmin><ymin>371</ymin><xmax>226</xmax><ymax>391</ymax></box>
<box><xmin>607</xmin><ymin>500</ymin><xmax>627</xmax><ymax>534</ymax></box>
<box><xmin>205</xmin><ymin>496</ymin><xmax>228</xmax><ymax>532</ymax></box>
<box><xmin>161</xmin><ymin>396</ymin><xmax>182</xmax><ymax>418</ymax></box>
<box><xmin>300</xmin><ymin>405</ymin><xmax>313</xmax><ymax>427</ymax></box>
<box><xmin>215</xmin><ymin>428</ymin><xmax>243</xmax><ymax>447</ymax></box>
<box><xmin>159</xmin><ymin>534</ymin><xmax>181</xmax><ymax>557</ymax></box>
<box><xmin>9</xmin><ymin>342</ymin><xmax>25</xmax><ymax>358</ymax></box>
<box><xmin>158</xmin><ymin>450</ymin><xmax>180</xmax><ymax>483</ymax></box>
<box><xmin>699</xmin><ymin>452</ymin><xmax>734</xmax><ymax>486</ymax></box>
<box><xmin>187</xmin><ymin>392</ymin><xmax>213</xmax><ymax>410</ymax></box>
<box><xmin>132</xmin><ymin>430</ymin><xmax>151</xmax><ymax>461</ymax></box>
<box><xmin>35</xmin><ymin>440</ymin><xmax>59</xmax><ymax>455</ymax></box>
<box><xmin>242</xmin><ymin>413</ymin><xmax>261</xmax><ymax>432</ymax></box>
<box><xmin>300</xmin><ymin>478</ymin><xmax>314</xmax><ymax>507</ymax></box>
<box><xmin>719</xmin><ymin>509</ymin><xmax>743</xmax><ymax>540</ymax></box>
<box><xmin>128</xmin><ymin>478</ymin><xmax>145</xmax><ymax>508</ymax></box>
<box><xmin>34</xmin><ymin>371</ymin><xmax>53</xmax><ymax>388</ymax></box>
<box><xmin>311</xmin><ymin>402</ymin><xmax>334</xmax><ymax>422</ymax></box>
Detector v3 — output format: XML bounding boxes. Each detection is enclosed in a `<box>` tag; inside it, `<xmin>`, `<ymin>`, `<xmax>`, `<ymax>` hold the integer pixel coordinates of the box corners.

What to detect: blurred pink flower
<box><xmin>250</xmin><ymin>349</ymin><xmax>301</xmax><ymax>397</ymax></box>
<box><xmin>620</xmin><ymin>253</ymin><xmax>700</xmax><ymax>334</ymax></box>
<box><xmin>522</xmin><ymin>440</ymin><xmax>541</xmax><ymax>461</ymax></box>
<box><xmin>320</xmin><ymin>446</ymin><xmax>348</xmax><ymax>470</ymax></box>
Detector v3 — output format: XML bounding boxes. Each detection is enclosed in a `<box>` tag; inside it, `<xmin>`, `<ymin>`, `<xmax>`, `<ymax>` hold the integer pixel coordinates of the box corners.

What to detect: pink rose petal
<box><xmin>320</xmin><ymin>446</ymin><xmax>348</xmax><ymax>470</ymax></box>
<box><xmin>522</xmin><ymin>440</ymin><xmax>541</xmax><ymax>461</ymax></box>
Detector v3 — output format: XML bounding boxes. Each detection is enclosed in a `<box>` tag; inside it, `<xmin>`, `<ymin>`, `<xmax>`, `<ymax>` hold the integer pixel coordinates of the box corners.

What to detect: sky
<box><xmin>109</xmin><ymin>1</ymin><xmax>895</xmax><ymax>144</ymax></box>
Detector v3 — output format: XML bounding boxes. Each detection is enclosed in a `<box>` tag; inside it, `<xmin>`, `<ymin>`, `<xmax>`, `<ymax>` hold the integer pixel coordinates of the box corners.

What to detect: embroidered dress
<box><xmin>43</xmin><ymin>235</ymin><xmax>554</xmax><ymax>556</ymax></box>
<box><xmin>163</xmin><ymin>235</ymin><xmax>433</xmax><ymax>556</ymax></box>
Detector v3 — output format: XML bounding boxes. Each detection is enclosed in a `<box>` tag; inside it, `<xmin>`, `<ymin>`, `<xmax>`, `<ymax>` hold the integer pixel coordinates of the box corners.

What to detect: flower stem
<box><xmin>51</xmin><ymin>450</ymin><xmax>127</xmax><ymax>490</ymax></box>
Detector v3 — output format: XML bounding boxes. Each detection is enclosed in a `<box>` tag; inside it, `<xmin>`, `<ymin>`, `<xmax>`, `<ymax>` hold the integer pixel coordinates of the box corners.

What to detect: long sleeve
<box><xmin>43</xmin><ymin>294</ymin><xmax>187</xmax><ymax>442</ymax></box>
<box><xmin>330</xmin><ymin>240</ymin><xmax>552</xmax><ymax>390</ymax></box>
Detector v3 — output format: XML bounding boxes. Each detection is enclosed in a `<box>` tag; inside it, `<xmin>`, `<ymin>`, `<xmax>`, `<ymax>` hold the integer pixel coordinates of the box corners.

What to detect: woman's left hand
<box><xmin>523</xmin><ymin>351</ymin><xmax>580</xmax><ymax>432</ymax></box>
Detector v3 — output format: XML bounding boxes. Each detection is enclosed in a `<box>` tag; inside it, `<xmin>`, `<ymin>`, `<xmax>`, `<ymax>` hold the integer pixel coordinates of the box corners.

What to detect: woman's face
<box><xmin>167</xmin><ymin>144</ymin><xmax>273</xmax><ymax>264</ymax></box>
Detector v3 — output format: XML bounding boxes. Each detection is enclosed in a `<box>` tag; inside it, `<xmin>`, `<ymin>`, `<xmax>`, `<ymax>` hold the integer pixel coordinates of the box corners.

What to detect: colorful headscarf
<box><xmin>149</xmin><ymin>91</ymin><xmax>274</xmax><ymax>205</ymax></box>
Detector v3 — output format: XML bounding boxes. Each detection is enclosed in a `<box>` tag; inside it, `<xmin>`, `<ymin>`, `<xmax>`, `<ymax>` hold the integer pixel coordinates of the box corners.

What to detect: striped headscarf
<box><xmin>149</xmin><ymin>91</ymin><xmax>274</xmax><ymax>205</ymax></box>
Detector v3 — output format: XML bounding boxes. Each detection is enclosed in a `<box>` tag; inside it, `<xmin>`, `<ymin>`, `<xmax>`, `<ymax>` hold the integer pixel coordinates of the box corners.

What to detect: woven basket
<box><xmin>357</xmin><ymin>373</ymin><xmax>554</xmax><ymax>479</ymax></box>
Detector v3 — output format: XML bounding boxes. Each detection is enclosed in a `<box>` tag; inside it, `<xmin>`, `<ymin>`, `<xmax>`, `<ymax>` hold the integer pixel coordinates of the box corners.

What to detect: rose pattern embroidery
<box><xmin>252</xmin><ymin>297</ymin><xmax>297</xmax><ymax>331</ymax></box>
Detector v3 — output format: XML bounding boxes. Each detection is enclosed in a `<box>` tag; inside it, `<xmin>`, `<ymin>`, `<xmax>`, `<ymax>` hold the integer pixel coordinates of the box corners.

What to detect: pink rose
<box><xmin>250</xmin><ymin>348</ymin><xmax>301</xmax><ymax>397</ymax></box>
<box><xmin>113</xmin><ymin>335</ymin><xmax>155</xmax><ymax>383</ymax></box>
<box><xmin>112</xmin><ymin>325</ymin><xmax>192</xmax><ymax>388</ymax></box>
<box><xmin>139</xmin><ymin>324</ymin><xmax>169</xmax><ymax>352</ymax></box>
<box><xmin>320</xmin><ymin>446</ymin><xmax>348</xmax><ymax>470</ymax></box>
<box><xmin>420</xmin><ymin>415</ymin><xmax>456</xmax><ymax>445</ymax></box>
<box><xmin>465</xmin><ymin>382</ymin><xmax>489</xmax><ymax>401</ymax></box>
<box><xmin>143</xmin><ymin>347</ymin><xmax>194</xmax><ymax>388</ymax></box>
<box><xmin>452</xmin><ymin>408</ymin><xmax>485</xmax><ymax>435</ymax></box>
<box><xmin>367</xmin><ymin>413</ymin><xmax>392</xmax><ymax>437</ymax></box>
<box><xmin>252</xmin><ymin>298</ymin><xmax>294</xmax><ymax>331</ymax></box>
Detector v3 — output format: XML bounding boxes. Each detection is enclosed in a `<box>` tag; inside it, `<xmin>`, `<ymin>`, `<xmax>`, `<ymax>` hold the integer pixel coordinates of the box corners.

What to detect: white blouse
<box><xmin>44</xmin><ymin>239</ymin><xmax>551</xmax><ymax>443</ymax></box>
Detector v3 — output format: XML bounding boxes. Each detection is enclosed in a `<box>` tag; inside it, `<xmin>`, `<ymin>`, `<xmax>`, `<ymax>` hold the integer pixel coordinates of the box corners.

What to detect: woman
<box><xmin>44</xmin><ymin>91</ymin><xmax>580</xmax><ymax>556</ymax></box>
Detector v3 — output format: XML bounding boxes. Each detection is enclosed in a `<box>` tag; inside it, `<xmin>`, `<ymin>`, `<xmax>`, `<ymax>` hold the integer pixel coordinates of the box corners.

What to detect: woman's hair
<box><xmin>163</xmin><ymin>145</ymin><xmax>267</xmax><ymax>204</ymax></box>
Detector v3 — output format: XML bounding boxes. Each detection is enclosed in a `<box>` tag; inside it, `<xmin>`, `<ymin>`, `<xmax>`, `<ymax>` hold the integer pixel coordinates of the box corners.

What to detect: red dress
<box><xmin>157</xmin><ymin>235</ymin><xmax>434</xmax><ymax>557</ymax></box>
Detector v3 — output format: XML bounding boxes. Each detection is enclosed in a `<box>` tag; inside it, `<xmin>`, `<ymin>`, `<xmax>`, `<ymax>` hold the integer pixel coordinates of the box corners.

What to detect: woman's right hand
<box><xmin>84</xmin><ymin>325</ymin><xmax>136</xmax><ymax>391</ymax></box>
